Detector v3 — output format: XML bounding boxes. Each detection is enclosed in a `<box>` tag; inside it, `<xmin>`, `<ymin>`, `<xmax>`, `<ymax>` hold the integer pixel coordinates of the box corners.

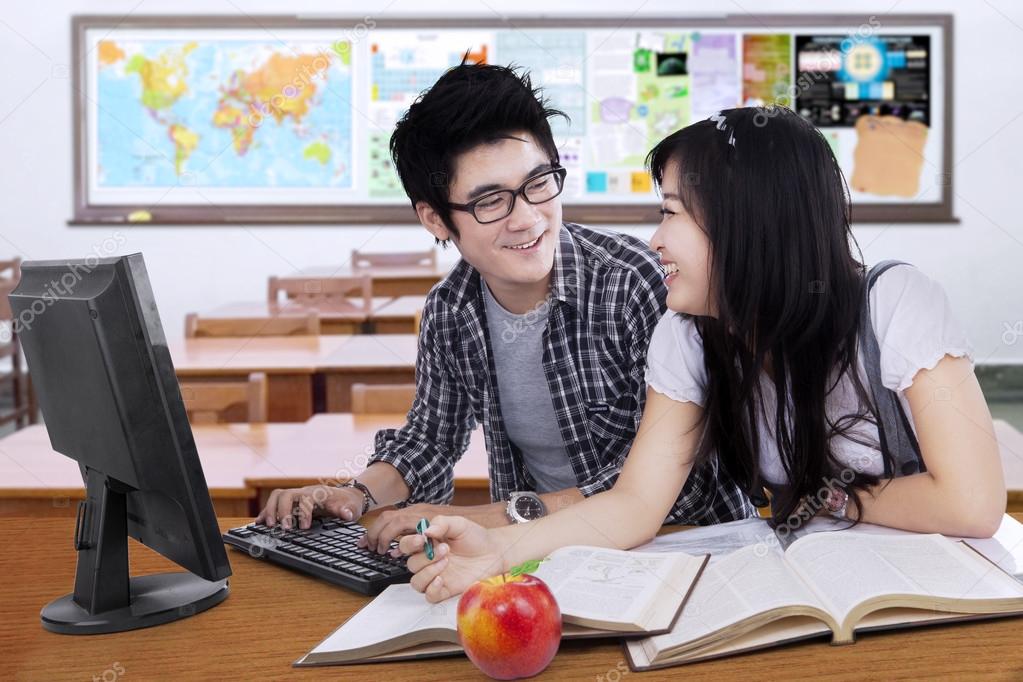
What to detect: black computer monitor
<box><xmin>9</xmin><ymin>253</ymin><xmax>231</xmax><ymax>635</ymax></box>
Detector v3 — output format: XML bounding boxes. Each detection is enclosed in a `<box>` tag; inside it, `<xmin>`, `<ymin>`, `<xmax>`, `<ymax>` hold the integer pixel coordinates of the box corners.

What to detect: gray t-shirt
<box><xmin>482</xmin><ymin>281</ymin><xmax>576</xmax><ymax>493</ymax></box>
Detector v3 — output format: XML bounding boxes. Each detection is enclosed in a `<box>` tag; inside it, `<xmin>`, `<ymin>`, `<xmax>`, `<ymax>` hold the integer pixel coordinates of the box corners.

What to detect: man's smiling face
<box><xmin>425</xmin><ymin>131</ymin><xmax>562</xmax><ymax>311</ymax></box>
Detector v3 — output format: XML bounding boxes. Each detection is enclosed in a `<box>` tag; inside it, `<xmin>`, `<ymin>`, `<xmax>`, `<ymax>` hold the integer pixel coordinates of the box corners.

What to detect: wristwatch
<box><xmin>824</xmin><ymin>487</ymin><xmax>849</xmax><ymax>520</ymax></box>
<box><xmin>506</xmin><ymin>491</ymin><xmax>547</xmax><ymax>524</ymax></box>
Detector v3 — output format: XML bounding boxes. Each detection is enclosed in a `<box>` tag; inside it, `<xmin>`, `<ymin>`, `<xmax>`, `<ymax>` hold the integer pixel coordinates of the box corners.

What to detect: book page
<box><xmin>786</xmin><ymin>533</ymin><xmax>1023</xmax><ymax>625</ymax></box>
<box><xmin>634</xmin><ymin>518</ymin><xmax>778</xmax><ymax>561</ymax></box>
<box><xmin>781</xmin><ymin>513</ymin><xmax>1023</xmax><ymax>586</ymax></box>
<box><xmin>965</xmin><ymin>514</ymin><xmax>1023</xmax><ymax>583</ymax></box>
<box><xmin>305</xmin><ymin>584</ymin><xmax>458</xmax><ymax>658</ymax></box>
<box><xmin>533</xmin><ymin>546</ymin><xmax>690</xmax><ymax>625</ymax></box>
<box><xmin>639</xmin><ymin>544</ymin><xmax>827</xmax><ymax>658</ymax></box>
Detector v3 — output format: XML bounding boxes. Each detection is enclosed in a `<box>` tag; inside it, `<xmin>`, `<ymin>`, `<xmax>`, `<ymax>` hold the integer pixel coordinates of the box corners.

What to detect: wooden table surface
<box><xmin>203</xmin><ymin>296</ymin><xmax>425</xmax><ymax>334</ymax></box>
<box><xmin>291</xmin><ymin>264</ymin><xmax>448</xmax><ymax>297</ymax></box>
<box><xmin>168</xmin><ymin>334</ymin><xmax>418</xmax><ymax>375</ymax></box>
<box><xmin>168</xmin><ymin>334</ymin><xmax>418</xmax><ymax>419</ymax></box>
<box><xmin>3</xmin><ymin>515</ymin><xmax>1023</xmax><ymax>680</ymax></box>
<box><xmin>0</xmin><ymin>423</ymin><xmax>255</xmax><ymax>517</ymax></box>
<box><xmin>0</xmin><ymin>414</ymin><xmax>489</xmax><ymax>517</ymax></box>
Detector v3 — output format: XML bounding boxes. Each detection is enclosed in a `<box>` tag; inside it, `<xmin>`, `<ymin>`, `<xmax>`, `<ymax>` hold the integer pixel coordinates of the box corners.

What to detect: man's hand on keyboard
<box><xmin>255</xmin><ymin>484</ymin><xmax>365</xmax><ymax>529</ymax></box>
<box><xmin>361</xmin><ymin>502</ymin><xmax>514</xmax><ymax>554</ymax></box>
<box><xmin>360</xmin><ymin>503</ymin><xmax>446</xmax><ymax>554</ymax></box>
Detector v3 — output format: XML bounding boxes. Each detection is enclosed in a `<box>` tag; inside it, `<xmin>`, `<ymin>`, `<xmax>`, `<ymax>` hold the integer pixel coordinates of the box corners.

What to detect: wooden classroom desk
<box><xmin>0</xmin><ymin>424</ymin><xmax>254</xmax><ymax>518</ymax></box>
<box><xmin>371</xmin><ymin>295</ymin><xmax>426</xmax><ymax>334</ymax></box>
<box><xmin>169</xmin><ymin>334</ymin><xmax>417</xmax><ymax>420</ymax></box>
<box><xmin>317</xmin><ymin>334</ymin><xmax>417</xmax><ymax>413</ymax></box>
<box><xmin>201</xmin><ymin>295</ymin><xmax>425</xmax><ymax>335</ymax></box>
<box><xmin>0</xmin><ymin>414</ymin><xmax>490</xmax><ymax>518</ymax></box>
<box><xmin>291</xmin><ymin>263</ymin><xmax>448</xmax><ymax>297</ymax></box>
<box><xmin>4</xmin><ymin>515</ymin><xmax>1023</xmax><ymax>680</ymax></box>
<box><xmin>225</xmin><ymin>414</ymin><xmax>489</xmax><ymax>509</ymax></box>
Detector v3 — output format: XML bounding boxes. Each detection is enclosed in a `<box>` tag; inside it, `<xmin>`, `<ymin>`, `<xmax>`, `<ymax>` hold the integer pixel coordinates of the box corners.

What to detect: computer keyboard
<box><xmin>223</xmin><ymin>519</ymin><xmax>411</xmax><ymax>595</ymax></box>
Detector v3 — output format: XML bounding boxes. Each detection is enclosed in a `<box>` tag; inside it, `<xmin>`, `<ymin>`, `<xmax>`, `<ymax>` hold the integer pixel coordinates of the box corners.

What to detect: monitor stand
<box><xmin>41</xmin><ymin>471</ymin><xmax>229</xmax><ymax>635</ymax></box>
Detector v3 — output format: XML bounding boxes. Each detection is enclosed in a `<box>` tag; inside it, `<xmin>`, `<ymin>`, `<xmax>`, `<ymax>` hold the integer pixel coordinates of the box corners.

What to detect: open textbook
<box><xmin>625</xmin><ymin>530</ymin><xmax>1023</xmax><ymax>670</ymax></box>
<box><xmin>636</xmin><ymin>512</ymin><xmax>1023</xmax><ymax>582</ymax></box>
<box><xmin>295</xmin><ymin>545</ymin><xmax>707</xmax><ymax>667</ymax></box>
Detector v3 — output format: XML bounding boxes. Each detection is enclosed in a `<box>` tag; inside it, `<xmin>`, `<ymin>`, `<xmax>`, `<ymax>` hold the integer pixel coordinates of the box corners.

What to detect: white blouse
<box><xmin>644</xmin><ymin>265</ymin><xmax>974</xmax><ymax>486</ymax></box>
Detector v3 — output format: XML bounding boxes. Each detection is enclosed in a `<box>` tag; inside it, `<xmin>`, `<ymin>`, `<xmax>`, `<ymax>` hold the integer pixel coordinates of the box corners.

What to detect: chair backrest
<box><xmin>413</xmin><ymin>309</ymin><xmax>422</xmax><ymax>336</ymax></box>
<box><xmin>350</xmin><ymin>383</ymin><xmax>416</xmax><ymax>415</ymax></box>
<box><xmin>351</xmin><ymin>249</ymin><xmax>437</xmax><ymax>270</ymax></box>
<box><xmin>0</xmin><ymin>257</ymin><xmax>21</xmax><ymax>283</ymax></box>
<box><xmin>179</xmin><ymin>372</ymin><xmax>268</xmax><ymax>424</ymax></box>
<box><xmin>267</xmin><ymin>275</ymin><xmax>372</xmax><ymax>313</ymax></box>
<box><xmin>0</xmin><ymin>276</ymin><xmax>36</xmax><ymax>429</ymax></box>
<box><xmin>184</xmin><ymin>312</ymin><xmax>320</xmax><ymax>338</ymax></box>
<box><xmin>0</xmin><ymin>278</ymin><xmax>16</xmax><ymax>322</ymax></box>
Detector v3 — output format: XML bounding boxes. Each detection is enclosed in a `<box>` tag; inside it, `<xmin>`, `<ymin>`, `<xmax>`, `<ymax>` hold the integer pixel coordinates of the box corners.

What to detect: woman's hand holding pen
<box><xmin>397</xmin><ymin>515</ymin><xmax>505</xmax><ymax>603</ymax></box>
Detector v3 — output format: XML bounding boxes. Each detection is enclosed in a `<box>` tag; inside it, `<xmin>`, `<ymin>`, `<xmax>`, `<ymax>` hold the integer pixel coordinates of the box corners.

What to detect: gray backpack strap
<box><xmin>860</xmin><ymin>260</ymin><xmax>925</xmax><ymax>477</ymax></box>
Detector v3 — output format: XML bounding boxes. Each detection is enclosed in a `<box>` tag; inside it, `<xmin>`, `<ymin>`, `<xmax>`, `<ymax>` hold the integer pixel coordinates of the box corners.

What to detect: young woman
<box><xmin>397</xmin><ymin>107</ymin><xmax>1006</xmax><ymax>603</ymax></box>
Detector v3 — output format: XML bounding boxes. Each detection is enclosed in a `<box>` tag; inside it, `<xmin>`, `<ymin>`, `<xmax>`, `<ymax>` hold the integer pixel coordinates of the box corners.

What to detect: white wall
<box><xmin>1</xmin><ymin>0</ymin><xmax>1020</xmax><ymax>360</ymax></box>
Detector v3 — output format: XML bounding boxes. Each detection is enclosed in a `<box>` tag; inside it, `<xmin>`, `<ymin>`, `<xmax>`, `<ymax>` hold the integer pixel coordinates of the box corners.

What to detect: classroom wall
<box><xmin>1</xmin><ymin>0</ymin><xmax>1020</xmax><ymax>361</ymax></box>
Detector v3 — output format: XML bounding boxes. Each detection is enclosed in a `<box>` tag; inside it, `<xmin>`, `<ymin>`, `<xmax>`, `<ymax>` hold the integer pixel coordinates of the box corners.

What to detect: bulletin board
<box><xmin>70</xmin><ymin>14</ymin><xmax>954</xmax><ymax>225</ymax></box>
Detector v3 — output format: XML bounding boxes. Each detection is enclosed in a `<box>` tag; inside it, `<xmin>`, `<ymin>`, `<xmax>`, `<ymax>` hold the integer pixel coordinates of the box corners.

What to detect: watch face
<box><xmin>514</xmin><ymin>494</ymin><xmax>545</xmax><ymax>520</ymax></box>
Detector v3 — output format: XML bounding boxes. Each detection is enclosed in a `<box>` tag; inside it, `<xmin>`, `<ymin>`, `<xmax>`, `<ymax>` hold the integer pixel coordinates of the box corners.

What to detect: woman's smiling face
<box><xmin>649</xmin><ymin>160</ymin><xmax>716</xmax><ymax>318</ymax></box>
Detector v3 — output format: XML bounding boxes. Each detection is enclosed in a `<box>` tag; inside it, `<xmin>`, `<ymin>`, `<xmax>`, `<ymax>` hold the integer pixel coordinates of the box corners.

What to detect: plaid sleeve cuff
<box><xmin>576</xmin><ymin>461</ymin><xmax>624</xmax><ymax>497</ymax></box>
<box><xmin>368</xmin><ymin>428</ymin><xmax>425</xmax><ymax>505</ymax></box>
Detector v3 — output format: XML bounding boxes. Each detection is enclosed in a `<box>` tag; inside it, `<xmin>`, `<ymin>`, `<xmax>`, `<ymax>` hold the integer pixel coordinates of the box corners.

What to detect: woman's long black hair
<box><xmin>647</xmin><ymin>107</ymin><xmax>893</xmax><ymax>529</ymax></box>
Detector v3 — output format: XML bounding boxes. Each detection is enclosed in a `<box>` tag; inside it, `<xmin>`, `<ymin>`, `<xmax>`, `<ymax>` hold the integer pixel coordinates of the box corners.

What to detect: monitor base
<box><xmin>41</xmin><ymin>573</ymin><xmax>229</xmax><ymax>635</ymax></box>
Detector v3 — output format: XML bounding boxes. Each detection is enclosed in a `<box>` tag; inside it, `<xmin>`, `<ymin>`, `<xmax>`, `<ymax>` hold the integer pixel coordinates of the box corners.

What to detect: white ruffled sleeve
<box><xmin>869</xmin><ymin>265</ymin><xmax>974</xmax><ymax>393</ymax></box>
<box><xmin>644</xmin><ymin>312</ymin><xmax>708</xmax><ymax>405</ymax></box>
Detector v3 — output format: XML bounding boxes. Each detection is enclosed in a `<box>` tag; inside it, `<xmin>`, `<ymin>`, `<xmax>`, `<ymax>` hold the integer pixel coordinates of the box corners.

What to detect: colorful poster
<box><xmin>689</xmin><ymin>33</ymin><xmax>741</xmax><ymax>119</ymax></box>
<box><xmin>795</xmin><ymin>35</ymin><xmax>930</xmax><ymax>127</ymax></box>
<box><xmin>742</xmin><ymin>34</ymin><xmax>792</xmax><ymax>106</ymax></box>
<box><xmin>496</xmin><ymin>31</ymin><xmax>587</xmax><ymax>140</ymax></box>
<box><xmin>586</xmin><ymin>30</ymin><xmax>694</xmax><ymax>194</ymax></box>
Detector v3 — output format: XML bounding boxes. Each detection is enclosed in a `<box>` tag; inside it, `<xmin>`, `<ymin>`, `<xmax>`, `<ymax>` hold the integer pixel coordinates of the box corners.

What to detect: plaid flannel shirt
<box><xmin>370</xmin><ymin>223</ymin><xmax>756</xmax><ymax>525</ymax></box>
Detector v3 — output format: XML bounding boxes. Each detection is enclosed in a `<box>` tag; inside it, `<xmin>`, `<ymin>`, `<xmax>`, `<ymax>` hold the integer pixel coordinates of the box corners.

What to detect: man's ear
<box><xmin>415</xmin><ymin>201</ymin><xmax>453</xmax><ymax>243</ymax></box>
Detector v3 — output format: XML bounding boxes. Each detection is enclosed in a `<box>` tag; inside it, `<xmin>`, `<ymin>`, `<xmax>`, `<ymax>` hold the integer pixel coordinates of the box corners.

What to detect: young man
<box><xmin>256</xmin><ymin>61</ymin><xmax>755</xmax><ymax>552</ymax></box>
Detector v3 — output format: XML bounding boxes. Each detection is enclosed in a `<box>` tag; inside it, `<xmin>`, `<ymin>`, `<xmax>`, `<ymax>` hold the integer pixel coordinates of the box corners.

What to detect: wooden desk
<box><xmin>371</xmin><ymin>295</ymin><xmax>425</xmax><ymax>334</ymax></box>
<box><xmin>202</xmin><ymin>296</ymin><xmax>425</xmax><ymax>335</ymax></box>
<box><xmin>0</xmin><ymin>424</ymin><xmax>254</xmax><ymax>518</ymax></box>
<box><xmin>225</xmin><ymin>414</ymin><xmax>489</xmax><ymax>508</ymax></box>
<box><xmin>318</xmin><ymin>335</ymin><xmax>418</xmax><ymax>413</ymax></box>
<box><xmin>4</xmin><ymin>516</ymin><xmax>1023</xmax><ymax>680</ymax></box>
<box><xmin>0</xmin><ymin>415</ymin><xmax>491</xmax><ymax>518</ymax></box>
<box><xmin>292</xmin><ymin>263</ymin><xmax>448</xmax><ymax>297</ymax></box>
<box><xmin>169</xmin><ymin>335</ymin><xmax>417</xmax><ymax>420</ymax></box>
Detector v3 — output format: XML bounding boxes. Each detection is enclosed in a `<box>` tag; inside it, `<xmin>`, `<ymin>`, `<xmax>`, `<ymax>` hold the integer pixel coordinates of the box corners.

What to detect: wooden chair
<box><xmin>179</xmin><ymin>372</ymin><xmax>268</xmax><ymax>424</ymax></box>
<box><xmin>351</xmin><ymin>249</ymin><xmax>437</xmax><ymax>270</ymax></box>
<box><xmin>413</xmin><ymin>309</ymin><xmax>422</xmax><ymax>336</ymax></box>
<box><xmin>267</xmin><ymin>274</ymin><xmax>372</xmax><ymax>314</ymax></box>
<box><xmin>0</xmin><ymin>274</ymin><xmax>37</xmax><ymax>429</ymax></box>
<box><xmin>350</xmin><ymin>383</ymin><xmax>416</xmax><ymax>415</ymax></box>
<box><xmin>0</xmin><ymin>257</ymin><xmax>21</xmax><ymax>282</ymax></box>
<box><xmin>185</xmin><ymin>312</ymin><xmax>320</xmax><ymax>338</ymax></box>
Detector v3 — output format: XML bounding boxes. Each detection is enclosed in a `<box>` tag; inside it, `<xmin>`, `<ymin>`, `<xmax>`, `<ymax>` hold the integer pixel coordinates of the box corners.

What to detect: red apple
<box><xmin>456</xmin><ymin>572</ymin><xmax>562</xmax><ymax>680</ymax></box>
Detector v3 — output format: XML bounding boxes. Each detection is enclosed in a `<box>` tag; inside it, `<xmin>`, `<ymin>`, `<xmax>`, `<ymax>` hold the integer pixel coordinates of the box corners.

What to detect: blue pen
<box><xmin>417</xmin><ymin>517</ymin><xmax>434</xmax><ymax>561</ymax></box>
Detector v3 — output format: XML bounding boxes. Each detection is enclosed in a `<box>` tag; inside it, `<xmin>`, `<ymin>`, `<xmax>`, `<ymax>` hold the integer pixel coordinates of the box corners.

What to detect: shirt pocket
<box><xmin>585</xmin><ymin>393</ymin><xmax>639</xmax><ymax>444</ymax></box>
<box><xmin>587</xmin><ymin>305</ymin><xmax>633</xmax><ymax>396</ymax></box>
<box><xmin>581</xmin><ymin>353</ymin><xmax>638</xmax><ymax>445</ymax></box>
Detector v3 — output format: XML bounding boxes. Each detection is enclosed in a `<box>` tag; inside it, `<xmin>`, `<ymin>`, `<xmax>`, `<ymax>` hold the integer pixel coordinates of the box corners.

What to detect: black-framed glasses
<box><xmin>448</xmin><ymin>167</ymin><xmax>567</xmax><ymax>224</ymax></box>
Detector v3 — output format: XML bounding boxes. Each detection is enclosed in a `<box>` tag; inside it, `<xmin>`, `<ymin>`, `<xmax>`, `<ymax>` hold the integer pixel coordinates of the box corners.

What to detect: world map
<box><xmin>95</xmin><ymin>39</ymin><xmax>353</xmax><ymax>190</ymax></box>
